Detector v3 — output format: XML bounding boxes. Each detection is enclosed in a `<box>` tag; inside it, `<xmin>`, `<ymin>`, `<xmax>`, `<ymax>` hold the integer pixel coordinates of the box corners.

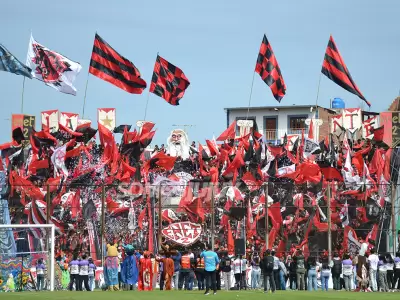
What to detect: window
<box><xmin>264</xmin><ymin>117</ymin><xmax>278</xmax><ymax>140</ymax></box>
<box><xmin>288</xmin><ymin>115</ymin><xmax>307</xmax><ymax>134</ymax></box>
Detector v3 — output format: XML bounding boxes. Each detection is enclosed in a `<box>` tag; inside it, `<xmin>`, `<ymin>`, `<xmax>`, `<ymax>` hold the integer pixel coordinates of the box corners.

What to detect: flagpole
<box><xmin>21</xmin><ymin>77</ymin><xmax>26</xmax><ymax>113</ymax></box>
<box><xmin>144</xmin><ymin>52</ymin><xmax>159</xmax><ymax>121</ymax></box>
<box><xmin>143</xmin><ymin>89</ymin><xmax>151</xmax><ymax>121</ymax></box>
<box><xmin>82</xmin><ymin>72</ymin><xmax>90</xmax><ymax>118</ymax></box>
<box><xmin>246</xmin><ymin>72</ymin><xmax>256</xmax><ymax>120</ymax></box>
<box><xmin>315</xmin><ymin>72</ymin><xmax>322</xmax><ymax>109</ymax></box>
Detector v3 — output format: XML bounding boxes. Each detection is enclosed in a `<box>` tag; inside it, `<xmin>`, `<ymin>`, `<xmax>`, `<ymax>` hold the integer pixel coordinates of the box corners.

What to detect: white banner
<box><xmin>41</xmin><ymin>110</ymin><xmax>59</xmax><ymax>133</ymax></box>
<box><xmin>97</xmin><ymin>108</ymin><xmax>116</xmax><ymax>131</ymax></box>
<box><xmin>26</xmin><ymin>34</ymin><xmax>82</xmax><ymax>95</ymax></box>
<box><xmin>60</xmin><ymin>112</ymin><xmax>78</xmax><ymax>131</ymax></box>
<box><xmin>161</xmin><ymin>222</ymin><xmax>202</xmax><ymax>246</ymax></box>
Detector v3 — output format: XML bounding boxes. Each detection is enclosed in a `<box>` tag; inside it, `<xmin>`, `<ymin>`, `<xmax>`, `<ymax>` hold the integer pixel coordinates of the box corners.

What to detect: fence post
<box><xmin>46</xmin><ymin>184</ymin><xmax>50</xmax><ymax>223</ymax></box>
<box><xmin>265</xmin><ymin>183</ymin><xmax>269</xmax><ymax>249</ymax></box>
<box><xmin>327</xmin><ymin>182</ymin><xmax>332</xmax><ymax>264</ymax></box>
<box><xmin>158</xmin><ymin>185</ymin><xmax>162</xmax><ymax>253</ymax></box>
<box><xmin>101</xmin><ymin>184</ymin><xmax>106</xmax><ymax>267</ymax></box>
<box><xmin>211</xmin><ymin>184</ymin><xmax>215</xmax><ymax>250</ymax></box>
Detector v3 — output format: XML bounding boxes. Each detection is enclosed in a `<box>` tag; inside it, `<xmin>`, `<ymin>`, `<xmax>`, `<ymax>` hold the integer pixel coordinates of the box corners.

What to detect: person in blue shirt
<box><xmin>171</xmin><ymin>250</ymin><xmax>182</xmax><ymax>290</ymax></box>
<box><xmin>200</xmin><ymin>244</ymin><xmax>220</xmax><ymax>295</ymax></box>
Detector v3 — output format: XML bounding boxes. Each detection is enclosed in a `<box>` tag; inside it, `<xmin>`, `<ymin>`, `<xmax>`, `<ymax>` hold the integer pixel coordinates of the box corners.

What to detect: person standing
<box><xmin>393</xmin><ymin>252</ymin><xmax>400</xmax><ymax>290</ymax></box>
<box><xmin>320</xmin><ymin>258</ymin><xmax>331</xmax><ymax>292</ymax></box>
<box><xmin>171</xmin><ymin>250</ymin><xmax>182</xmax><ymax>290</ymax></box>
<box><xmin>179</xmin><ymin>250</ymin><xmax>192</xmax><ymax>290</ymax></box>
<box><xmin>385</xmin><ymin>253</ymin><xmax>394</xmax><ymax>292</ymax></box>
<box><xmin>368</xmin><ymin>248</ymin><xmax>379</xmax><ymax>291</ymax></box>
<box><xmin>220</xmin><ymin>252</ymin><xmax>232</xmax><ymax>291</ymax></box>
<box><xmin>200</xmin><ymin>244</ymin><xmax>220</xmax><ymax>295</ymax></box>
<box><xmin>195</xmin><ymin>253</ymin><xmax>206</xmax><ymax>290</ymax></box>
<box><xmin>330</xmin><ymin>252</ymin><xmax>342</xmax><ymax>291</ymax></box>
<box><xmin>260</xmin><ymin>249</ymin><xmax>275</xmax><ymax>293</ymax></box>
<box><xmin>307</xmin><ymin>257</ymin><xmax>317</xmax><ymax>291</ymax></box>
<box><xmin>287</xmin><ymin>256</ymin><xmax>297</xmax><ymax>290</ymax></box>
<box><xmin>278</xmin><ymin>256</ymin><xmax>287</xmax><ymax>290</ymax></box>
<box><xmin>240</xmin><ymin>255</ymin><xmax>247</xmax><ymax>290</ymax></box>
<box><xmin>156</xmin><ymin>253</ymin><xmax>175</xmax><ymax>290</ymax></box>
<box><xmin>79</xmin><ymin>254</ymin><xmax>91</xmax><ymax>291</ymax></box>
<box><xmin>88</xmin><ymin>257</ymin><xmax>96</xmax><ymax>291</ymax></box>
<box><xmin>251</xmin><ymin>252</ymin><xmax>261</xmax><ymax>290</ymax></box>
<box><xmin>68</xmin><ymin>254</ymin><xmax>80</xmax><ymax>291</ymax></box>
<box><xmin>378</xmin><ymin>255</ymin><xmax>389</xmax><ymax>292</ymax></box>
<box><xmin>233</xmin><ymin>255</ymin><xmax>242</xmax><ymax>289</ymax></box>
<box><xmin>271</xmin><ymin>250</ymin><xmax>280</xmax><ymax>290</ymax></box>
<box><xmin>36</xmin><ymin>258</ymin><xmax>46</xmax><ymax>291</ymax></box>
<box><xmin>342</xmin><ymin>254</ymin><xmax>353</xmax><ymax>291</ymax></box>
<box><xmin>294</xmin><ymin>249</ymin><xmax>306</xmax><ymax>290</ymax></box>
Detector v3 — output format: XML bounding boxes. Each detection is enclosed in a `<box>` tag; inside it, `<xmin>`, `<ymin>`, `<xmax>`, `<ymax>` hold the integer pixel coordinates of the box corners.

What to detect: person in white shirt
<box><xmin>241</xmin><ymin>257</ymin><xmax>248</xmax><ymax>290</ymax></box>
<box><xmin>233</xmin><ymin>256</ymin><xmax>243</xmax><ymax>289</ymax></box>
<box><xmin>368</xmin><ymin>248</ymin><xmax>379</xmax><ymax>292</ymax></box>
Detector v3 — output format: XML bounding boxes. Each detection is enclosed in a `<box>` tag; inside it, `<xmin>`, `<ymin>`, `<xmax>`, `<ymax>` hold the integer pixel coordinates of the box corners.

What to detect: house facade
<box><xmin>225</xmin><ymin>105</ymin><xmax>337</xmax><ymax>143</ymax></box>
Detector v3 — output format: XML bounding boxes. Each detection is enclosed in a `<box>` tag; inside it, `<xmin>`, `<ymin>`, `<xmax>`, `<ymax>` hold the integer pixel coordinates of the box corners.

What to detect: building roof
<box><xmin>224</xmin><ymin>104</ymin><xmax>321</xmax><ymax>111</ymax></box>
<box><xmin>388</xmin><ymin>97</ymin><xmax>400</xmax><ymax>111</ymax></box>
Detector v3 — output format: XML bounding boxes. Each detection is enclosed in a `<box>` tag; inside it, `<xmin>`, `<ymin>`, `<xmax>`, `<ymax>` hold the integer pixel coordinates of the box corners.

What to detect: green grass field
<box><xmin>0</xmin><ymin>290</ymin><xmax>399</xmax><ymax>300</ymax></box>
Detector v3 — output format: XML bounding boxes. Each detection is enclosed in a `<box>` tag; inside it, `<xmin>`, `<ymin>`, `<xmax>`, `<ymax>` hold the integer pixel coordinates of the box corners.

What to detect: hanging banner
<box><xmin>342</xmin><ymin>108</ymin><xmax>362</xmax><ymax>131</ymax></box>
<box><xmin>330</xmin><ymin>114</ymin><xmax>343</xmax><ymax>134</ymax></box>
<box><xmin>41</xmin><ymin>110</ymin><xmax>59</xmax><ymax>133</ymax></box>
<box><xmin>97</xmin><ymin>108</ymin><xmax>116</xmax><ymax>131</ymax></box>
<box><xmin>362</xmin><ymin>116</ymin><xmax>378</xmax><ymax>139</ymax></box>
<box><xmin>391</xmin><ymin>112</ymin><xmax>400</xmax><ymax>148</ymax></box>
<box><xmin>0</xmin><ymin>171</ymin><xmax>16</xmax><ymax>258</ymax></box>
<box><xmin>11</xmin><ymin>114</ymin><xmax>35</xmax><ymax>140</ymax></box>
<box><xmin>60</xmin><ymin>112</ymin><xmax>79</xmax><ymax>131</ymax></box>
<box><xmin>161</xmin><ymin>221</ymin><xmax>202</xmax><ymax>246</ymax></box>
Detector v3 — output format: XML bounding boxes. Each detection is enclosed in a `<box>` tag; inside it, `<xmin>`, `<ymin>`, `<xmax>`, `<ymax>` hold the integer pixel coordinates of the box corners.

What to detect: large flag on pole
<box><xmin>255</xmin><ymin>35</ymin><xmax>286</xmax><ymax>102</ymax></box>
<box><xmin>26</xmin><ymin>34</ymin><xmax>82</xmax><ymax>95</ymax></box>
<box><xmin>89</xmin><ymin>33</ymin><xmax>147</xmax><ymax>94</ymax></box>
<box><xmin>0</xmin><ymin>44</ymin><xmax>32</xmax><ymax>78</ymax></box>
<box><xmin>150</xmin><ymin>55</ymin><xmax>190</xmax><ymax>106</ymax></box>
<box><xmin>321</xmin><ymin>35</ymin><xmax>370</xmax><ymax>106</ymax></box>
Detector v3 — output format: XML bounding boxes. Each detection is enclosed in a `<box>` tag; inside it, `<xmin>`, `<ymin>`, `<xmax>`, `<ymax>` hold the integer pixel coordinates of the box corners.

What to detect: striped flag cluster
<box><xmin>0</xmin><ymin>32</ymin><xmax>370</xmax><ymax>106</ymax></box>
<box><xmin>322</xmin><ymin>35</ymin><xmax>370</xmax><ymax>106</ymax></box>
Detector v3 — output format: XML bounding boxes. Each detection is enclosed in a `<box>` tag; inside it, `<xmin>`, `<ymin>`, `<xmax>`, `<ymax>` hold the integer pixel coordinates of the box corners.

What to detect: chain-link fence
<box><xmin>2</xmin><ymin>180</ymin><xmax>399</xmax><ymax>258</ymax></box>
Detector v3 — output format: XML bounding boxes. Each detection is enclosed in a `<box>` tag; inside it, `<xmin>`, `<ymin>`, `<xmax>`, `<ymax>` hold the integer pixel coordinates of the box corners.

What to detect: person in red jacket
<box><xmin>138</xmin><ymin>251</ymin><xmax>153</xmax><ymax>291</ymax></box>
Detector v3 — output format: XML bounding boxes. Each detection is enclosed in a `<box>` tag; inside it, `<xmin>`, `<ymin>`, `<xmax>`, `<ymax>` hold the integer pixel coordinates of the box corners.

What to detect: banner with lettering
<box><xmin>11</xmin><ymin>114</ymin><xmax>35</xmax><ymax>140</ymax></box>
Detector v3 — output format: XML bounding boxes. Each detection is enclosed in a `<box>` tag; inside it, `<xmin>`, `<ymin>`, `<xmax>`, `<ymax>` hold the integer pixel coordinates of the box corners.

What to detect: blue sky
<box><xmin>0</xmin><ymin>0</ymin><xmax>399</xmax><ymax>144</ymax></box>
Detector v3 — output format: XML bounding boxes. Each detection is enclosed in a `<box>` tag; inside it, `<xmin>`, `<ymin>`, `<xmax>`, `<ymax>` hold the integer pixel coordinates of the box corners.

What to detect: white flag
<box><xmin>26</xmin><ymin>34</ymin><xmax>82</xmax><ymax>95</ymax></box>
<box><xmin>51</xmin><ymin>145</ymin><xmax>68</xmax><ymax>177</ymax></box>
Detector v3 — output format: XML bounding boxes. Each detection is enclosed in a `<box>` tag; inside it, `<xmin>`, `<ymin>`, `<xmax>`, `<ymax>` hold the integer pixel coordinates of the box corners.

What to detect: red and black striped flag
<box><xmin>255</xmin><ymin>35</ymin><xmax>286</xmax><ymax>102</ymax></box>
<box><xmin>150</xmin><ymin>55</ymin><xmax>190</xmax><ymax>106</ymax></box>
<box><xmin>322</xmin><ymin>35</ymin><xmax>370</xmax><ymax>106</ymax></box>
<box><xmin>89</xmin><ymin>34</ymin><xmax>146</xmax><ymax>94</ymax></box>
